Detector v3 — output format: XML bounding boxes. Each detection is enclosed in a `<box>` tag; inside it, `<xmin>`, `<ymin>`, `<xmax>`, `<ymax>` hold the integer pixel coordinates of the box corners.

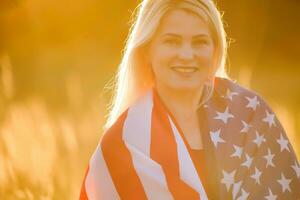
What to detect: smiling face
<box><xmin>147</xmin><ymin>8</ymin><xmax>216</xmax><ymax>93</ymax></box>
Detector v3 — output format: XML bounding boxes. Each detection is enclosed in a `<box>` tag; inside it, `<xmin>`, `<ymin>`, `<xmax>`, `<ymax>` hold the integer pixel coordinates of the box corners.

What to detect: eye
<box><xmin>163</xmin><ymin>38</ymin><xmax>180</xmax><ymax>46</ymax></box>
<box><xmin>193</xmin><ymin>39</ymin><xmax>209</xmax><ymax>47</ymax></box>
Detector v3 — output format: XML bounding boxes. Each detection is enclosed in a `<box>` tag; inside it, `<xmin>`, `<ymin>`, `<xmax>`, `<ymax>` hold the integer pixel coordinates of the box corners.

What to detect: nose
<box><xmin>177</xmin><ymin>44</ymin><xmax>195</xmax><ymax>61</ymax></box>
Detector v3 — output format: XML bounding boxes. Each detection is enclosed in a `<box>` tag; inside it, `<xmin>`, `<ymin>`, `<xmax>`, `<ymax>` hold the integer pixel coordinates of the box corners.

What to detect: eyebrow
<box><xmin>161</xmin><ymin>33</ymin><xmax>209</xmax><ymax>39</ymax></box>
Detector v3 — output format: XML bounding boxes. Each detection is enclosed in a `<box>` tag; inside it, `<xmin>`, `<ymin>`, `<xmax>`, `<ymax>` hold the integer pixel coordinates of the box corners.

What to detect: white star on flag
<box><xmin>263</xmin><ymin>110</ymin><xmax>276</xmax><ymax>128</ymax></box>
<box><xmin>264</xmin><ymin>148</ymin><xmax>275</xmax><ymax>168</ymax></box>
<box><xmin>223</xmin><ymin>89</ymin><xmax>239</xmax><ymax>101</ymax></box>
<box><xmin>221</xmin><ymin>169</ymin><xmax>236</xmax><ymax>191</ymax></box>
<box><xmin>241</xmin><ymin>153</ymin><xmax>253</xmax><ymax>169</ymax></box>
<box><xmin>236</xmin><ymin>188</ymin><xmax>249</xmax><ymax>200</ymax></box>
<box><xmin>232</xmin><ymin>180</ymin><xmax>243</xmax><ymax>199</ymax></box>
<box><xmin>210</xmin><ymin>129</ymin><xmax>225</xmax><ymax>148</ymax></box>
<box><xmin>245</xmin><ymin>96</ymin><xmax>260</xmax><ymax>111</ymax></box>
<box><xmin>231</xmin><ymin>144</ymin><xmax>243</xmax><ymax>159</ymax></box>
<box><xmin>277</xmin><ymin>173</ymin><xmax>292</xmax><ymax>193</ymax></box>
<box><xmin>253</xmin><ymin>131</ymin><xmax>266</xmax><ymax>147</ymax></box>
<box><xmin>277</xmin><ymin>133</ymin><xmax>290</xmax><ymax>152</ymax></box>
<box><xmin>250</xmin><ymin>167</ymin><xmax>262</xmax><ymax>184</ymax></box>
<box><xmin>214</xmin><ymin>106</ymin><xmax>234</xmax><ymax>124</ymax></box>
<box><xmin>265</xmin><ymin>188</ymin><xmax>277</xmax><ymax>200</ymax></box>
<box><xmin>240</xmin><ymin>120</ymin><xmax>252</xmax><ymax>133</ymax></box>
<box><xmin>291</xmin><ymin>160</ymin><xmax>300</xmax><ymax>178</ymax></box>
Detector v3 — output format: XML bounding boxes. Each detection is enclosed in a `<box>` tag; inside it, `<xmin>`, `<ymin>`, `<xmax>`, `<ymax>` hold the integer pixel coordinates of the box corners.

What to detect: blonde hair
<box><xmin>104</xmin><ymin>0</ymin><xmax>229</xmax><ymax>131</ymax></box>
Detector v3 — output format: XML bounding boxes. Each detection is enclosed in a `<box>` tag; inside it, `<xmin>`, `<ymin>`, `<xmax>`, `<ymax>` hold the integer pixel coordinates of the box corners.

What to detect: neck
<box><xmin>154</xmin><ymin>83</ymin><xmax>204</xmax><ymax>118</ymax></box>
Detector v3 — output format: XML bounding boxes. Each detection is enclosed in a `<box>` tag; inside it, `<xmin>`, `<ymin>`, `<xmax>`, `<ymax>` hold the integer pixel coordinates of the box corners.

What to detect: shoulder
<box><xmin>100</xmin><ymin>90</ymin><xmax>153</xmax><ymax>149</ymax></box>
<box><xmin>100</xmin><ymin>110</ymin><xmax>129</xmax><ymax>150</ymax></box>
<box><xmin>215</xmin><ymin>77</ymin><xmax>259</xmax><ymax>98</ymax></box>
<box><xmin>214</xmin><ymin>76</ymin><xmax>271</xmax><ymax>109</ymax></box>
<box><xmin>212</xmin><ymin>76</ymin><xmax>280</xmax><ymax>130</ymax></box>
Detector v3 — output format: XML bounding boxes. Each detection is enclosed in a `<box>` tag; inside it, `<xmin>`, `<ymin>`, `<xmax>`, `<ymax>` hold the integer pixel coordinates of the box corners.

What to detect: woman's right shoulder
<box><xmin>100</xmin><ymin>110</ymin><xmax>129</xmax><ymax>149</ymax></box>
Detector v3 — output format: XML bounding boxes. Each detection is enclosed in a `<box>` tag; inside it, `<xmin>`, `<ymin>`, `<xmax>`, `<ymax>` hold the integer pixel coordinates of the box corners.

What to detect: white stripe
<box><xmin>123</xmin><ymin>90</ymin><xmax>173</xmax><ymax>200</ymax></box>
<box><xmin>169</xmin><ymin>116</ymin><xmax>209</xmax><ymax>200</ymax></box>
<box><xmin>85</xmin><ymin>143</ymin><xmax>120</xmax><ymax>200</ymax></box>
<box><xmin>125</xmin><ymin>142</ymin><xmax>174</xmax><ymax>200</ymax></box>
<box><xmin>123</xmin><ymin>91</ymin><xmax>153</xmax><ymax>156</ymax></box>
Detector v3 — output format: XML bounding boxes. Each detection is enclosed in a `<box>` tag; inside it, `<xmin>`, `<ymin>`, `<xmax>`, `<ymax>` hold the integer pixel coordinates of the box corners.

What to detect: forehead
<box><xmin>156</xmin><ymin>8</ymin><xmax>211</xmax><ymax>36</ymax></box>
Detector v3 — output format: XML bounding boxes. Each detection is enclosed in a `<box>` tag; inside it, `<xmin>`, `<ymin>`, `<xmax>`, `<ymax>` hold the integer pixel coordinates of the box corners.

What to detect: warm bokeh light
<box><xmin>0</xmin><ymin>0</ymin><xmax>299</xmax><ymax>199</ymax></box>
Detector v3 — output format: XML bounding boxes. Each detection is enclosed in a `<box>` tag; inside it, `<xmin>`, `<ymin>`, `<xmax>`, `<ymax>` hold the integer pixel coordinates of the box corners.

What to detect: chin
<box><xmin>170</xmin><ymin>82</ymin><xmax>201</xmax><ymax>91</ymax></box>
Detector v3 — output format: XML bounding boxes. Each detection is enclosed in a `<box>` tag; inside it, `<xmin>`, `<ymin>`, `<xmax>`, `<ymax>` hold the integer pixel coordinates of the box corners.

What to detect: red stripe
<box><xmin>190</xmin><ymin>149</ymin><xmax>210</xmax><ymax>195</ymax></box>
<box><xmin>79</xmin><ymin>166</ymin><xmax>89</xmax><ymax>200</ymax></box>
<box><xmin>101</xmin><ymin>110</ymin><xmax>148</xmax><ymax>200</ymax></box>
<box><xmin>151</xmin><ymin>88</ymin><xmax>200</xmax><ymax>200</ymax></box>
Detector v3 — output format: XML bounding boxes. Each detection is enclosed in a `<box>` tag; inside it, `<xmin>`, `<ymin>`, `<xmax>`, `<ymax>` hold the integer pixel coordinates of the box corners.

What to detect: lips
<box><xmin>170</xmin><ymin>66</ymin><xmax>199</xmax><ymax>73</ymax></box>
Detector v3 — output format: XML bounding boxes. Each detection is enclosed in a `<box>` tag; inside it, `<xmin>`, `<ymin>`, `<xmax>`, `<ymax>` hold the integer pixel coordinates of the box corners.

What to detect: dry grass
<box><xmin>0</xmin><ymin>54</ymin><xmax>105</xmax><ymax>199</ymax></box>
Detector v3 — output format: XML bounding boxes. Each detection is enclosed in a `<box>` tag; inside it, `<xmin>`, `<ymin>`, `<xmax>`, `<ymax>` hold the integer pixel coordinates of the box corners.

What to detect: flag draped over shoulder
<box><xmin>80</xmin><ymin>77</ymin><xmax>300</xmax><ymax>200</ymax></box>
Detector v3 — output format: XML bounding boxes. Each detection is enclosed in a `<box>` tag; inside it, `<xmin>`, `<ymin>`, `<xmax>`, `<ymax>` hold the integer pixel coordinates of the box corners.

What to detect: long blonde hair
<box><xmin>104</xmin><ymin>0</ymin><xmax>229</xmax><ymax>131</ymax></box>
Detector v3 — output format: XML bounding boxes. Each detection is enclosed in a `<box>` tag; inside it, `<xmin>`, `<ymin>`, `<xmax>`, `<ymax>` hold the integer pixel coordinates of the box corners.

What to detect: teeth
<box><xmin>172</xmin><ymin>67</ymin><xmax>197</xmax><ymax>73</ymax></box>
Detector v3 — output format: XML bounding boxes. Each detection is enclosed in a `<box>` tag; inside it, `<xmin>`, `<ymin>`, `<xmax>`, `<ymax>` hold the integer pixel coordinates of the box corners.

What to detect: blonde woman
<box><xmin>80</xmin><ymin>0</ymin><xmax>300</xmax><ymax>199</ymax></box>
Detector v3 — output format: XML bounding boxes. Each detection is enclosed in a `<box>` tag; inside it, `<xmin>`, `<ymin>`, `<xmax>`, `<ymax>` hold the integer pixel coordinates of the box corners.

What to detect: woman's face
<box><xmin>147</xmin><ymin>8</ymin><xmax>216</xmax><ymax>92</ymax></box>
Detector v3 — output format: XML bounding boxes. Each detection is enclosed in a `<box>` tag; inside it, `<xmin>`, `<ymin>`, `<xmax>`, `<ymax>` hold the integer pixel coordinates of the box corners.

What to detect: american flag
<box><xmin>80</xmin><ymin>77</ymin><xmax>300</xmax><ymax>200</ymax></box>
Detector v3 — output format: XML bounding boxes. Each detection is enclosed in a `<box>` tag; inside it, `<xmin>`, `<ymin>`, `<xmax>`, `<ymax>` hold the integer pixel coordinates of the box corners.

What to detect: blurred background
<box><xmin>0</xmin><ymin>0</ymin><xmax>299</xmax><ymax>199</ymax></box>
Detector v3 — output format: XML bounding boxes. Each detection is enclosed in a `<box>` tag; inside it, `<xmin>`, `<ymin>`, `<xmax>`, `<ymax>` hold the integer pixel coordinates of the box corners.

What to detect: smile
<box><xmin>171</xmin><ymin>66</ymin><xmax>199</xmax><ymax>73</ymax></box>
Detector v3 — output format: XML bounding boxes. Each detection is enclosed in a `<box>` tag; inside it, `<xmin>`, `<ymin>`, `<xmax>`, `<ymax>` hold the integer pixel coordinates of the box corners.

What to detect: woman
<box><xmin>80</xmin><ymin>0</ymin><xmax>300</xmax><ymax>199</ymax></box>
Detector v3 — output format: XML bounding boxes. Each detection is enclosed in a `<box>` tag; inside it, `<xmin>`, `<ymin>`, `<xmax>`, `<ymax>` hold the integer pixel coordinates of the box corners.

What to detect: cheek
<box><xmin>197</xmin><ymin>46</ymin><xmax>215</xmax><ymax>65</ymax></box>
<box><xmin>151</xmin><ymin>46</ymin><xmax>175</xmax><ymax>68</ymax></box>
<box><xmin>198</xmin><ymin>44</ymin><xmax>214</xmax><ymax>57</ymax></box>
